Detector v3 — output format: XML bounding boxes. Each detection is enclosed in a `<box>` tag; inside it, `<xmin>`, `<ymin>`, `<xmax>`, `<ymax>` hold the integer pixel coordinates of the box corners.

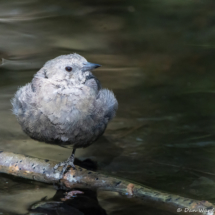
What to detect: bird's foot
<box><xmin>54</xmin><ymin>159</ymin><xmax>76</xmax><ymax>177</ymax></box>
<box><xmin>54</xmin><ymin>149</ymin><xmax>76</xmax><ymax>177</ymax></box>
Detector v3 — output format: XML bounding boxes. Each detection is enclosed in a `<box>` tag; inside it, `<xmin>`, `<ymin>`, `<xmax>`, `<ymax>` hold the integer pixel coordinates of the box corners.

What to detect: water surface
<box><xmin>1</xmin><ymin>0</ymin><xmax>215</xmax><ymax>214</ymax></box>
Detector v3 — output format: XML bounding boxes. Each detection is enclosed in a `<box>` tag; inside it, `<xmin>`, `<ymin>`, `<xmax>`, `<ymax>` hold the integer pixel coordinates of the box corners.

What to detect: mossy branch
<box><xmin>0</xmin><ymin>150</ymin><xmax>214</xmax><ymax>215</ymax></box>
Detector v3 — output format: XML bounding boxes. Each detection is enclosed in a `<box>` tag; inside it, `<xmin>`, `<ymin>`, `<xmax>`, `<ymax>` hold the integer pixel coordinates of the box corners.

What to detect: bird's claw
<box><xmin>54</xmin><ymin>161</ymin><xmax>76</xmax><ymax>177</ymax></box>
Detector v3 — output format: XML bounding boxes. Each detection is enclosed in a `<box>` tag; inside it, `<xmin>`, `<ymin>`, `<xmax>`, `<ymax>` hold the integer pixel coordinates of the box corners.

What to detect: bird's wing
<box><xmin>92</xmin><ymin>89</ymin><xmax>118</xmax><ymax>121</ymax></box>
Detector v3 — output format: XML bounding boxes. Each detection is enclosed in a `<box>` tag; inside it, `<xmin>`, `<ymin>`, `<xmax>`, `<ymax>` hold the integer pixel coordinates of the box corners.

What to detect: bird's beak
<box><xmin>82</xmin><ymin>62</ymin><xmax>101</xmax><ymax>72</ymax></box>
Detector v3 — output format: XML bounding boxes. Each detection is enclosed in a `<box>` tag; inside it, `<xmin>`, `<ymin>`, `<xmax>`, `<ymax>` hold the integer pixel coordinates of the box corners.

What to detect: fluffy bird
<box><xmin>12</xmin><ymin>54</ymin><xmax>118</xmax><ymax>174</ymax></box>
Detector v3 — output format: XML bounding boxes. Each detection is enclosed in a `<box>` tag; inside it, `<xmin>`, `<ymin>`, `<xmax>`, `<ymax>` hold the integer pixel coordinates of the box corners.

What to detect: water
<box><xmin>1</xmin><ymin>0</ymin><xmax>215</xmax><ymax>214</ymax></box>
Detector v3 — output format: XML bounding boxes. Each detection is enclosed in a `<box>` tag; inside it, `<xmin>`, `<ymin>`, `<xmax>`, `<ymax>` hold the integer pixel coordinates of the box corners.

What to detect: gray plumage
<box><xmin>11</xmin><ymin>53</ymin><xmax>118</xmax><ymax>172</ymax></box>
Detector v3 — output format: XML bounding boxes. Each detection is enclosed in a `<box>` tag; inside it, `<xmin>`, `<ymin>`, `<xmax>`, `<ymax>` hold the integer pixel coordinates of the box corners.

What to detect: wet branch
<box><xmin>0</xmin><ymin>151</ymin><xmax>214</xmax><ymax>215</ymax></box>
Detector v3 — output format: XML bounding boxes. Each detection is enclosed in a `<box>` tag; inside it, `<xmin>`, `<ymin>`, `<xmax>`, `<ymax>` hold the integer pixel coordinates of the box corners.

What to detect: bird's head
<box><xmin>39</xmin><ymin>53</ymin><xmax>101</xmax><ymax>83</ymax></box>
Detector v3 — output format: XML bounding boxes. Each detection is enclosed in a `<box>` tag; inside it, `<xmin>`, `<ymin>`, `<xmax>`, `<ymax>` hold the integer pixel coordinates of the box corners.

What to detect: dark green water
<box><xmin>1</xmin><ymin>0</ymin><xmax>215</xmax><ymax>214</ymax></box>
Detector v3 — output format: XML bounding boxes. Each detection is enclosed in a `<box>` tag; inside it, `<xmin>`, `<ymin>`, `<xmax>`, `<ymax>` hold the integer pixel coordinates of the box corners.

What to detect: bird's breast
<box><xmin>37</xmin><ymin>83</ymin><xmax>97</xmax><ymax>125</ymax></box>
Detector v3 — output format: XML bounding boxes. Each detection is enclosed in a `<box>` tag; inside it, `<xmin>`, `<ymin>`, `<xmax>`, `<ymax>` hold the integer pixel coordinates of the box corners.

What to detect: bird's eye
<box><xmin>65</xmin><ymin>66</ymin><xmax>72</xmax><ymax>72</ymax></box>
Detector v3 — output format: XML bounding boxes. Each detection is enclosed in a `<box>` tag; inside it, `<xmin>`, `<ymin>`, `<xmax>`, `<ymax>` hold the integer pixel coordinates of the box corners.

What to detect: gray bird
<box><xmin>12</xmin><ymin>53</ymin><xmax>118</xmax><ymax>174</ymax></box>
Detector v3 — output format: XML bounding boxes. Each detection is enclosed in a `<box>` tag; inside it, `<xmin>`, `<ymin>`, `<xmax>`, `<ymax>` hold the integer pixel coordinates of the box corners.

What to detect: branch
<box><xmin>0</xmin><ymin>151</ymin><xmax>214</xmax><ymax>215</ymax></box>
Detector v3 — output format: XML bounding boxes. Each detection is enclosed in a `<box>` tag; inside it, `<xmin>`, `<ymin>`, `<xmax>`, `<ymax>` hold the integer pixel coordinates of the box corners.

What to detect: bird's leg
<box><xmin>69</xmin><ymin>148</ymin><xmax>76</xmax><ymax>168</ymax></box>
<box><xmin>54</xmin><ymin>148</ymin><xmax>76</xmax><ymax>174</ymax></box>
